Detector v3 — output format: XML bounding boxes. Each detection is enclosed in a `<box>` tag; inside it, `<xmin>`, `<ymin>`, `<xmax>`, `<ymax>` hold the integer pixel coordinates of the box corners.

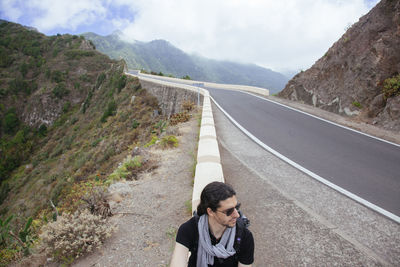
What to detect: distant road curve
<box><xmin>130</xmin><ymin>72</ymin><xmax>400</xmax><ymax>223</ymax></box>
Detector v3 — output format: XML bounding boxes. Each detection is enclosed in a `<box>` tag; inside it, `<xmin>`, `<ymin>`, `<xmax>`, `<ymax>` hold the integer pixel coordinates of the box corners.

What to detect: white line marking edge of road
<box><xmin>243</xmin><ymin>91</ymin><xmax>400</xmax><ymax>148</ymax></box>
<box><xmin>210</xmin><ymin>95</ymin><xmax>400</xmax><ymax>224</ymax></box>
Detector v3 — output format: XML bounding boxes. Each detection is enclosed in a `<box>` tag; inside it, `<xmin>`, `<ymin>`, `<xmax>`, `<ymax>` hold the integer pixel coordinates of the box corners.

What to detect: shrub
<box><xmin>0</xmin><ymin>214</ymin><xmax>13</xmax><ymax>248</ymax></box>
<box><xmin>91</xmin><ymin>138</ymin><xmax>102</xmax><ymax>147</ymax></box>
<box><xmin>0</xmin><ymin>47</ymin><xmax>14</xmax><ymax>67</ymax></box>
<box><xmin>79</xmin><ymin>74</ymin><xmax>90</xmax><ymax>82</ymax></box>
<box><xmin>116</xmin><ymin>75</ymin><xmax>127</xmax><ymax>92</ymax></box>
<box><xmin>81</xmin><ymin>187</ymin><xmax>111</xmax><ymax>218</ymax></box>
<box><xmin>0</xmin><ymin>182</ymin><xmax>10</xmax><ymax>205</ymax></box>
<box><xmin>39</xmin><ymin>209</ymin><xmax>115</xmax><ymax>263</ymax></box>
<box><xmin>169</xmin><ymin>112</ymin><xmax>190</xmax><ymax>125</ymax></box>
<box><xmin>37</xmin><ymin>124</ymin><xmax>47</xmax><ymax>137</ymax></box>
<box><xmin>182</xmin><ymin>100</ymin><xmax>195</xmax><ymax>111</ymax></box>
<box><xmin>95</xmin><ymin>72</ymin><xmax>106</xmax><ymax>89</ymax></box>
<box><xmin>52</xmin><ymin>83</ymin><xmax>69</xmax><ymax>99</ymax></box>
<box><xmin>19</xmin><ymin>63</ymin><xmax>28</xmax><ymax>77</ymax></box>
<box><xmin>152</xmin><ymin>120</ymin><xmax>167</xmax><ymax>135</ymax></box>
<box><xmin>182</xmin><ymin>75</ymin><xmax>191</xmax><ymax>80</ymax></box>
<box><xmin>3</xmin><ymin>111</ymin><xmax>19</xmax><ymax>134</ymax></box>
<box><xmin>382</xmin><ymin>74</ymin><xmax>400</xmax><ymax>100</ymax></box>
<box><xmin>107</xmin><ymin>155</ymin><xmax>142</xmax><ymax>183</ymax></box>
<box><xmin>100</xmin><ymin>100</ymin><xmax>117</xmax><ymax>123</ymax></box>
<box><xmin>160</xmin><ymin>135</ymin><xmax>178</xmax><ymax>149</ymax></box>
<box><xmin>131</xmin><ymin>119</ymin><xmax>140</xmax><ymax>129</ymax></box>
<box><xmin>64</xmin><ymin>49</ymin><xmax>95</xmax><ymax>60</ymax></box>
<box><xmin>352</xmin><ymin>101</ymin><xmax>362</xmax><ymax>109</ymax></box>
<box><xmin>8</xmin><ymin>79</ymin><xmax>38</xmax><ymax>95</ymax></box>
<box><xmin>62</xmin><ymin>101</ymin><xmax>71</xmax><ymax>113</ymax></box>
<box><xmin>51</xmin><ymin>70</ymin><xmax>65</xmax><ymax>83</ymax></box>
<box><xmin>144</xmin><ymin>135</ymin><xmax>158</xmax><ymax>147</ymax></box>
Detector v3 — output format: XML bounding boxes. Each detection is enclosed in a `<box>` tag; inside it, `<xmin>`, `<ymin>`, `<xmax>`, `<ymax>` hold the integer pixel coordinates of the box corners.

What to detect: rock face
<box><xmin>140</xmin><ymin>80</ymin><xmax>201</xmax><ymax>117</ymax></box>
<box><xmin>278</xmin><ymin>0</ymin><xmax>400</xmax><ymax>131</ymax></box>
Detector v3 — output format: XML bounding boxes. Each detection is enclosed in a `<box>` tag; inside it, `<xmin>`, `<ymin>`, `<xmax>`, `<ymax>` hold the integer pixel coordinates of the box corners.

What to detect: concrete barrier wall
<box><xmin>136</xmin><ymin>72</ymin><xmax>270</xmax><ymax>96</ymax></box>
<box><xmin>192</xmin><ymin>94</ymin><xmax>224</xmax><ymax>211</ymax></box>
<box><xmin>127</xmin><ymin>72</ymin><xmax>224</xmax><ymax>212</ymax></box>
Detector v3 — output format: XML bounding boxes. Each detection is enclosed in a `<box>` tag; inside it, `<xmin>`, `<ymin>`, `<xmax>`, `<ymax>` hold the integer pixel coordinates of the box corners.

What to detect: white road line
<box><xmin>210</xmin><ymin>95</ymin><xmax>400</xmax><ymax>224</ymax></box>
<box><xmin>242</xmin><ymin>91</ymin><xmax>400</xmax><ymax>147</ymax></box>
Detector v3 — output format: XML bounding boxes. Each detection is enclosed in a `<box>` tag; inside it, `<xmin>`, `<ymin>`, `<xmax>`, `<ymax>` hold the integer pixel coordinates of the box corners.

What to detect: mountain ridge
<box><xmin>81</xmin><ymin>32</ymin><xmax>288</xmax><ymax>93</ymax></box>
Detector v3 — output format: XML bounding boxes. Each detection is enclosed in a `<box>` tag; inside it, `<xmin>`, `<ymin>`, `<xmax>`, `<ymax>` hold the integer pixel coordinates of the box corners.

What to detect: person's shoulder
<box><xmin>239</xmin><ymin>223</ymin><xmax>253</xmax><ymax>244</ymax></box>
<box><xmin>176</xmin><ymin>216</ymin><xmax>198</xmax><ymax>250</ymax></box>
<box><xmin>243</xmin><ymin>227</ymin><xmax>253</xmax><ymax>239</ymax></box>
<box><xmin>180</xmin><ymin>216</ymin><xmax>197</xmax><ymax>229</ymax></box>
<box><xmin>178</xmin><ymin>216</ymin><xmax>198</xmax><ymax>236</ymax></box>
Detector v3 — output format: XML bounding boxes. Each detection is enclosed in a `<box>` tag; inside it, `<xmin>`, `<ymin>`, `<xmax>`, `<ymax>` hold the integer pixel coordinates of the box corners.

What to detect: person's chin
<box><xmin>228</xmin><ymin>219</ymin><xmax>237</xmax><ymax>227</ymax></box>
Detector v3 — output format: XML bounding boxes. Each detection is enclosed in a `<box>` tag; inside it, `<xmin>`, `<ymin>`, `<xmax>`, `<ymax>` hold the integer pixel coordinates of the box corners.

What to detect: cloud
<box><xmin>0</xmin><ymin>0</ymin><xmax>379</xmax><ymax>71</ymax></box>
<box><xmin>120</xmin><ymin>0</ymin><xmax>378</xmax><ymax>71</ymax></box>
<box><xmin>0</xmin><ymin>0</ymin><xmax>109</xmax><ymax>33</ymax></box>
<box><xmin>30</xmin><ymin>0</ymin><xmax>107</xmax><ymax>32</ymax></box>
<box><xmin>0</xmin><ymin>0</ymin><xmax>23</xmax><ymax>21</ymax></box>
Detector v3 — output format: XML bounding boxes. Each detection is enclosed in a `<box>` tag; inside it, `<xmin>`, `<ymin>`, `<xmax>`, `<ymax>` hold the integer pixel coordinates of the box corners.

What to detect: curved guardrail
<box><xmin>126</xmin><ymin>72</ymin><xmax>225</xmax><ymax>213</ymax></box>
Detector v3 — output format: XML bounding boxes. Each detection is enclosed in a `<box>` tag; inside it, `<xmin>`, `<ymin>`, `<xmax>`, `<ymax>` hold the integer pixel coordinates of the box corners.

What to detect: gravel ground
<box><xmin>71</xmin><ymin>116</ymin><xmax>199</xmax><ymax>267</ymax></box>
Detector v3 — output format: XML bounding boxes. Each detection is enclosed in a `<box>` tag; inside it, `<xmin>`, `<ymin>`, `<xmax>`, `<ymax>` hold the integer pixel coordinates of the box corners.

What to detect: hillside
<box><xmin>81</xmin><ymin>32</ymin><xmax>288</xmax><ymax>94</ymax></box>
<box><xmin>0</xmin><ymin>20</ymin><xmax>178</xmax><ymax>264</ymax></box>
<box><xmin>278</xmin><ymin>0</ymin><xmax>400</xmax><ymax>131</ymax></box>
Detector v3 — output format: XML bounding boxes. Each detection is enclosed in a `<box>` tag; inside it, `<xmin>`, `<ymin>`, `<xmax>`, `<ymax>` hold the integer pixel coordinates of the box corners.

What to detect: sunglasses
<box><xmin>217</xmin><ymin>203</ymin><xmax>241</xmax><ymax>216</ymax></box>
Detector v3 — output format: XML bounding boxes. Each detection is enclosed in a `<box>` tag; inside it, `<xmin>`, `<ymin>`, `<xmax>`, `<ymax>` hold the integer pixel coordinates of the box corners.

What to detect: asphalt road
<box><xmin>207</xmin><ymin>88</ymin><xmax>400</xmax><ymax>218</ymax></box>
<box><xmin>131</xmin><ymin>72</ymin><xmax>400</xmax><ymax>220</ymax></box>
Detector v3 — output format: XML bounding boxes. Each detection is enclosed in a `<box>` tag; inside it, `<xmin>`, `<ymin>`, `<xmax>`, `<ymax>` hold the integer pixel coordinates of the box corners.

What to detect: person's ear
<box><xmin>207</xmin><ymin>207</ymin><xmax>214</xmax><ymax>217</ymax></box>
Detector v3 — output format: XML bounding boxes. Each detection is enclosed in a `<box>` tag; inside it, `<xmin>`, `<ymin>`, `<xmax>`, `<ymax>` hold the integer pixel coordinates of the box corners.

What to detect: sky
<box><xmin>0</xmin><ymin>0</ymin><xmax>380</xmax><ymax>73</ymax></box>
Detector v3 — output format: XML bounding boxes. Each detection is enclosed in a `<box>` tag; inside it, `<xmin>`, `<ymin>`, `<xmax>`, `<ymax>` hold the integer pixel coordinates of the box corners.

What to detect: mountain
<box><xmin>81</xmin><ymin>32</ymin><xmax>288</xmax><ymax>93</ymax></box>
<box><xmin>278</xmin><ymin>0</ymin><xmax>400</xmax><ymax>131</ymax></box>
<box><xmin>0</xmin><ymin>20</ymin><xmax>162</xmax><ymax>230</ymax></box>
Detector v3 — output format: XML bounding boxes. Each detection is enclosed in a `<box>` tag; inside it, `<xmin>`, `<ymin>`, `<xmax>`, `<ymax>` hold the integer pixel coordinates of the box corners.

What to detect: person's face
<box><xmin>210</xmin><ymin>195</ymin><xmax>240</xmax><ymax>228</ymax></box>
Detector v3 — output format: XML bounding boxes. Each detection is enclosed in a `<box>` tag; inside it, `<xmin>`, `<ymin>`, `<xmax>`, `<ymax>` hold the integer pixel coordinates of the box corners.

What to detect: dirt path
<box><xmin>72</xmin><ymin>117</ymin><xmax>198</xmax><ymax>267</ymax></box>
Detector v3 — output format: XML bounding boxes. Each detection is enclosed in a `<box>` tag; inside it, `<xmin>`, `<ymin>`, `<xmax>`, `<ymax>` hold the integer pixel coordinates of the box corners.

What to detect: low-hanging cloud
<box><xmin>0</xmin><ymin>0</ymin><xmax>379</xmax><ymax>72</ymax></box>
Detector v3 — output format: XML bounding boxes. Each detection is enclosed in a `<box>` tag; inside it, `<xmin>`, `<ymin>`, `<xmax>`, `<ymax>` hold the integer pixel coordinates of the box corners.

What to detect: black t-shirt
<box><xmin>176</xmin><ymin>217</ymin><xmax>254</xmax><ymax>266</ymax></box>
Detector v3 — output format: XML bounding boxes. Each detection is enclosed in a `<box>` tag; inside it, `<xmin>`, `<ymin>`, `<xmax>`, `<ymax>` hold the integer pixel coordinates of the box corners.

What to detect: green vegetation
<box><xmin>52</xmin><ymin>82</ymin><xmax>69</xmax><ymax>98</ymax></box>
<box><xmin>0</xmin><ymin>20</ymin><xmax>176</xmax><ymax>265</ymax></box>
<box><xmin>107</xmin><ymin>155</ymin><xmax>142</xmax><ymax>184</ymax></box>
<box><xmin>144</xmin><ymin>135</ymin><xmax>159</xmax><ymax>147</ymax></box>
<box><xmin>0</xmin><ymin>215</ymin><xmax>34</xmax><ymax>265</ymax></box>
<box><xmin>64</xmin><ymin>49</ymin><xmax>95</xmax><ymax>60</ymax></box>
<box><xmin>100</xmin><ymin>99</ymin><xmax>117</xmax><ymax>122</ymax></box>
<box><xmin>160</xmin><ymin>135</ymin><xmax>178</xmax><ymax>149</ymax></box>
<box><xmin>352</xmin><ymin>101</ymin><xmax>362</xmax><ymax>108</ymax></box>
<box><xmin>382</xmin><ymin>74</ymin><xmax>400</xmax><ymax>100</ymax></box>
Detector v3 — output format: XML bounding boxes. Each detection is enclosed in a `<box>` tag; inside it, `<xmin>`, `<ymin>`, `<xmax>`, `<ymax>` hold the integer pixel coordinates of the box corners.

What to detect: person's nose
<box><xmin>232</xmin><ymin>208</ymin><xmax>240</xmax><ymax>218</ymax></box>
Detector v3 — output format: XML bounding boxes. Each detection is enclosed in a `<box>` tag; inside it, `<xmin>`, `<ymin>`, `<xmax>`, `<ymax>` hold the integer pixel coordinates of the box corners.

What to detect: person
<box><xmin>170</xmin><ymin>182</ymin><xmax>254</xmax><ymax>267</ymax></box>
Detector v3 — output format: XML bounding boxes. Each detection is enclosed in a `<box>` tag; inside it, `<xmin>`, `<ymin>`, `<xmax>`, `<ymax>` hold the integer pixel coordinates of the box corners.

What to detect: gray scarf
<box><xmin>197</xmin><ymin>214</ymin><xmax>236</xmax><ymax>267</ymax></box>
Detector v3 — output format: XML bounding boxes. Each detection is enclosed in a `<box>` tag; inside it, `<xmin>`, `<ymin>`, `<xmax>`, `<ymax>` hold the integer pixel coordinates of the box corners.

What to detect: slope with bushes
<box><xmin>0</xmin><ymin>20</ymin><xmax>180</xmax><ymax>265</ymax></box>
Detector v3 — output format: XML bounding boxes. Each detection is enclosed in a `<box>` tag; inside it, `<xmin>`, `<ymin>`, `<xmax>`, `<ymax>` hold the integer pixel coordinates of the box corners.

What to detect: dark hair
<box><xmin>196</xmin><ymin>182</ymin><xmax>236</xmax><ymax>216</ymax></box>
